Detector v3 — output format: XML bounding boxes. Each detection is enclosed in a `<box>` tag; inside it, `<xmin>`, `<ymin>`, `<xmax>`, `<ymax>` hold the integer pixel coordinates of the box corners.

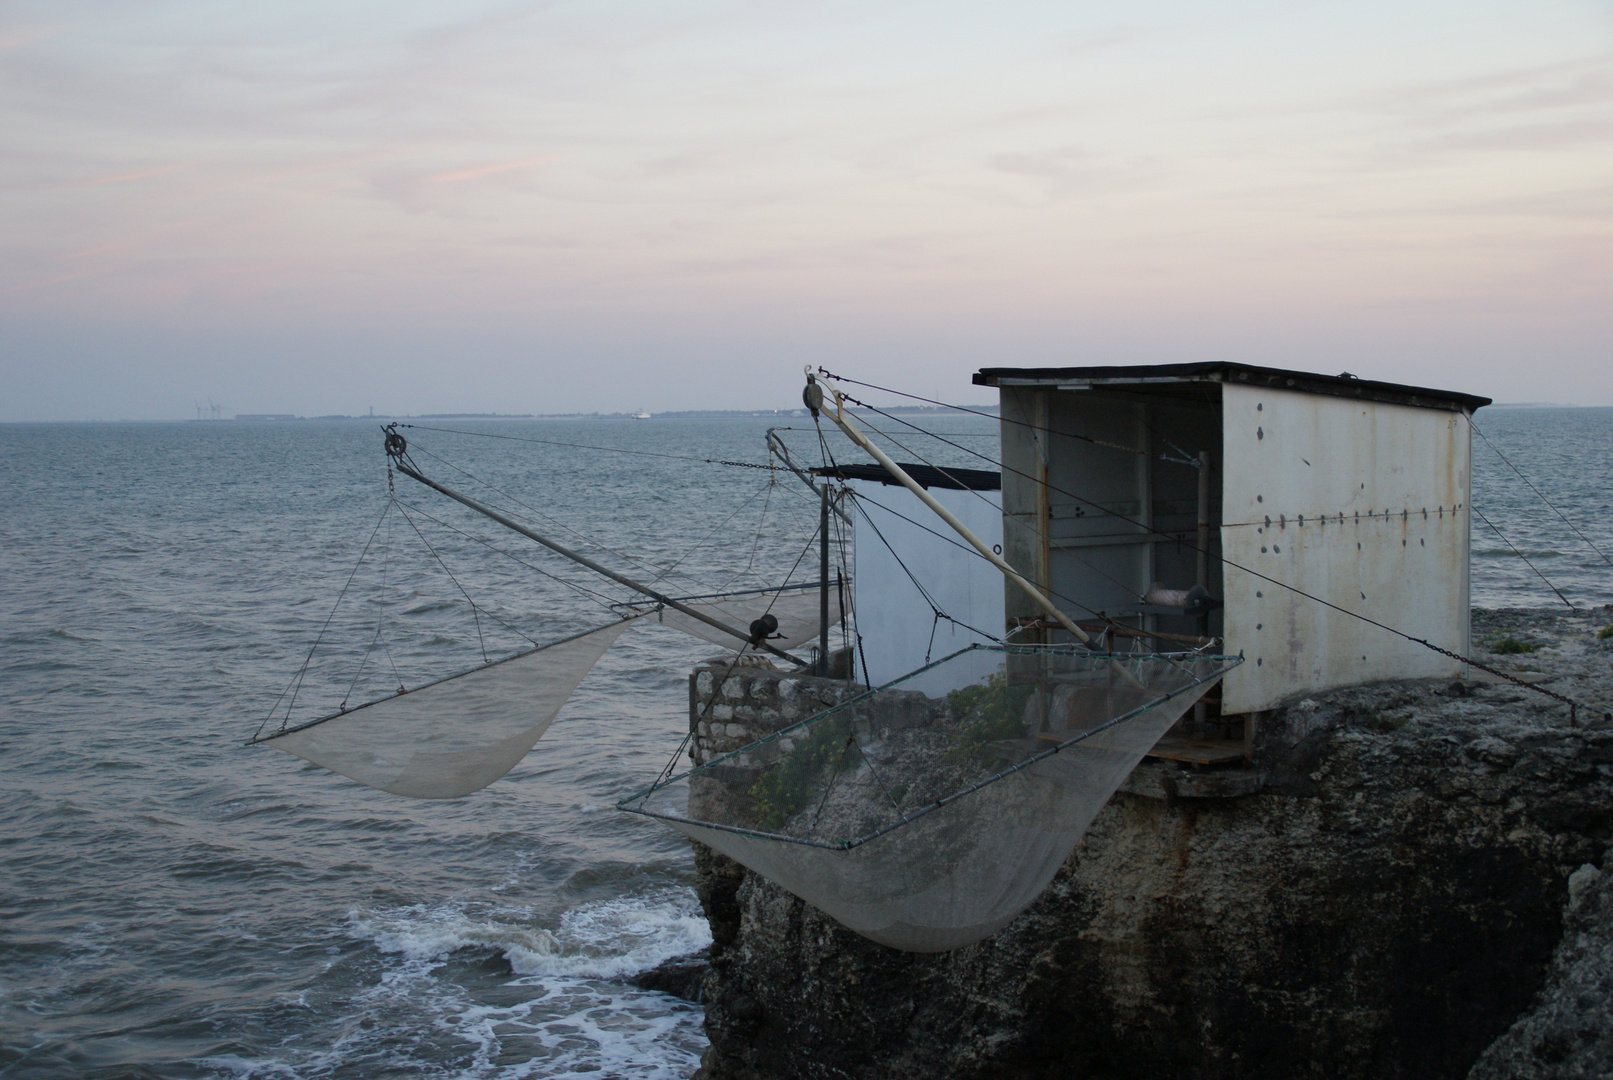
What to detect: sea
<box><xmin>1</xmin><ymin>405</ymin><xmax>1609</xmax><ymax>1079</ymax></box>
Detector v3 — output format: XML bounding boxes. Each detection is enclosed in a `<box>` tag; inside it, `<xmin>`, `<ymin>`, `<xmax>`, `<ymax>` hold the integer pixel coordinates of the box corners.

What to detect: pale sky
<box><xmin>3</xmin><ymin>1</ymin><xmax>1611</xmax><ymax>419</ymax></box>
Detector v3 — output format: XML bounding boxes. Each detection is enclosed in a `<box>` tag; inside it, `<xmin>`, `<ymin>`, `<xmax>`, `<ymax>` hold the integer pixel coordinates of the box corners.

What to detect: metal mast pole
<box><xmin>1196</xmin><ymin>448</ymin><xmax>1211</xmax><ymax>638</ymax></box>
<box><xmin>819</xmin><ymin>482</ymin><xmax>830</xmax><ymax>674</ymax></box>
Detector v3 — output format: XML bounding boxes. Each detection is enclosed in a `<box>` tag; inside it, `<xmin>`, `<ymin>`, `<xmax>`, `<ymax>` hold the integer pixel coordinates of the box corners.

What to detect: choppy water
<box><xmin>0</xmin><ymin>405</ymin><xmax>1607</xmax><ymax>1079</ymax></box>
<box><xmin>0</xmin><ymin>414</ymin><xmax>995</xmax><ymax>1079</ymax></box>
<box><xmin>1468</xmin><ymin>407</ymin><xmax>1613</xmax><ymax>609</ymax></box>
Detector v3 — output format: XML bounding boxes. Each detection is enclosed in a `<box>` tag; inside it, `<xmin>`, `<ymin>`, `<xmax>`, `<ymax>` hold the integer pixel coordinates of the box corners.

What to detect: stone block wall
<box><xmin>688</xmin><ymin>657</ymin><xmax>858</xmax><ymax>768</ymax></box>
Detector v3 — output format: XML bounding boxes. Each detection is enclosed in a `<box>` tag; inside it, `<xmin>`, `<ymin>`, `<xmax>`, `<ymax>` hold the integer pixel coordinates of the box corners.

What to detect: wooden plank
<box><xmin>1032</xmin><ymin>731</ymin><xmax>1135</xmax><ymax>747</ymax></box>
<box><xmin>1145</xmin><ymin>738</ymin><xmax>1248</xmax><ymax>765</ymax></box>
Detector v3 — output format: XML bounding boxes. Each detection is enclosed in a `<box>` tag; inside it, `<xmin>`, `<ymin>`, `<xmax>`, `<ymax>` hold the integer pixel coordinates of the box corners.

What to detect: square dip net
<box><xmin>619</xmin><ymin>644</ymin><xmax>1241</xmax><ymax>952</ymax></box>
<box><xmin>254</xmin><ymin>619</ymin><xmax>632</xmax><ymax>799</ymax></box>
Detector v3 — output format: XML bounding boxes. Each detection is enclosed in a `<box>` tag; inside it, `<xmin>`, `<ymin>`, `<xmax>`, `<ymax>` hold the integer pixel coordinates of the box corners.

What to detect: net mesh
<box><xmin>636</xmin><ymin>584</ymin><xmax>842</xmax><ymax>652</ymax></box>
<box><xmin>257</xmin><ymin>619</ymin><xmax>631</xmax><ymax>799</ymax></box>
<box><xmin>620</xmin><ymin>645</ymin><xmax>1240</xmax><ymax>952</ymax></box>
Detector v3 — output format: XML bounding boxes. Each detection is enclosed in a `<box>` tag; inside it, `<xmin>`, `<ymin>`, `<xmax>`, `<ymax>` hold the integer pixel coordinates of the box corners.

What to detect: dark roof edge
<box><xmin>811</xmin><ymin>462</ymin><xmax>1002</xmax><ymax>492</ymax></box>
<box><xmin>972</xmin><ymin>362</ymin><xmax>1491</xmax><ymax>413</ymax></box>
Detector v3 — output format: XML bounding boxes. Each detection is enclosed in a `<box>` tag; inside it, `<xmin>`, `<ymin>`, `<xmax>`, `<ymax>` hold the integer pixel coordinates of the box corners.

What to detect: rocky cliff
<box><xmin>686</xmin><ymin>607</ymin><xmax>1613</xmax><ymax>1080</ymax></box>
<box><xmin>1467</xmin><ymin>841</ymin><xmax>1613</xmax><ymax>1080</ymax></box>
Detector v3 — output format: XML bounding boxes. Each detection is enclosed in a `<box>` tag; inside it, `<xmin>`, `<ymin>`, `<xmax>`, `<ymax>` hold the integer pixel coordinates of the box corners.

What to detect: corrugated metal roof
<box><xmin>973</xmin><ymin>362</ymin><xmax>1491</xmax><ymax>413</ymax></box>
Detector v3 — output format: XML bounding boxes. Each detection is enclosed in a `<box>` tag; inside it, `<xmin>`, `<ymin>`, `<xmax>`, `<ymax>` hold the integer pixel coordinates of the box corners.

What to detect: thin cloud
<box><xmin>0</xmin><ymin>23</ymin><xmax>63</xmax><ymax>53</ymax></box>
<box><xmin>421</xmin><ymin>156</ymin><xmax>552</xmax><ymax>183</ymax></box>
<box><xmin>66</xmin><ymin>160</ymin><xmax>200</xmax><ymax>188</ymax></box>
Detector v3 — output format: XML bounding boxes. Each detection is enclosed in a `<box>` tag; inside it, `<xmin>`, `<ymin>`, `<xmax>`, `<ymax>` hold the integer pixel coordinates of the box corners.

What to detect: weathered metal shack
<box><xmin>972</xmin><ymin>362</ymin><xmax>1492</xmax><ymax>718</ymax></box>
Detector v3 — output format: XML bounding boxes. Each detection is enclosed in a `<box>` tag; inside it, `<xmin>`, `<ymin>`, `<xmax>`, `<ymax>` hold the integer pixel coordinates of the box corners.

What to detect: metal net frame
<box><xmin>619</xmin><ymin>644</ymin><xmax>1241</xmax><ymax>951</ymax></box>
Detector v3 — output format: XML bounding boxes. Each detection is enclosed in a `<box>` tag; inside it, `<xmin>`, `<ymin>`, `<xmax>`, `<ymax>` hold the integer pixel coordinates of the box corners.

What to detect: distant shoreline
<box><xmin>178</xmin><ymin>404</ymin><xmax>1001</xmax><ymax>423</ymax></box>
<box><xmin>26</xmin><ymin>401</ymin><xmax>1613</xmax><ymax>423</ymax></box>
<box><xmin>1486</xmin><ymin>402</ymin><xmax>1585</xmax><ymax>409</ymax></box>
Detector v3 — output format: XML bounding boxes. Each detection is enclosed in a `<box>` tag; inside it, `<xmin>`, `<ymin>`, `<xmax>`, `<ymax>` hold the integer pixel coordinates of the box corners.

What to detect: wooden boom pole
<box><xmin>386</xmin><ymin>431</ymin><xmax>808</xmax><ymax>668</ymax></box>
<box><xmin>806</xmin><ymin>372</ymin><xmax>1093</xmax><ymax>646</ymax></box>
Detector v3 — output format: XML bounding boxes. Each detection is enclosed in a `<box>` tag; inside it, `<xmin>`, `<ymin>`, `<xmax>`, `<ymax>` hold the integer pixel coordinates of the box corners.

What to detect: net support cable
<box><xmin>341</xmin><ymin>506</ymin><xmax>405</xmax><ymax>711</ymax></box>
<box><xmin>404</xmin><ymin>438</ymin><xmax>736</xmax><ymax>600</ymax></box>
<box><xmin>256</xmin><ymin>498</ymin><xmax>396</xmax><ymax>742</ymax></box>
<box><xmin>1469</xmin><ymin>417</ymin><xmax>1613</xmax><ymax>569</ymax></box>
<box><xmin>396</xmin><ymin>497</ymin><xmax>627</xmax><ymax>613</ymax></box>
<box><xmin>384</xmin><ymin>426</ymin><xmax>810</xmax><ymax>669</ymax></box>
<box><xmin>1472</xmin><ymin>504</ymin><xmax>1576</xmax><ymax>610</ymax></box>
<box><xmin>401</xmin><ymin>429</ymin><xmax>827</xmax><ymax>642</ymax></box>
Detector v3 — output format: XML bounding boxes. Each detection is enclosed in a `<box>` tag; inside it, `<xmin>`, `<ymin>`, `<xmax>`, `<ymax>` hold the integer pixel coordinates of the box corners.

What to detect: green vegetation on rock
<box><xmin>945</xmin><ymin>672</ymin><xmax>1034</xmax><ymax>761</ymax></box>
<box><xmin>1366</xmin><ymin>711</ymin><xmax>1408</xmax><ymax>733</ymax></box>
<box><xmin>748</xmin><ymin>713</ymin><xmax>856</xmax><ymax>829</ymax></box>
<box><xmin>1598</xmin><ymin>624</ymin><xmax>1613</xmax><ymax>640</ymax></box>
<box><xmin>1490</xmin><ymin>637</ymin><xmax>1538</xmax><ymax>655</ymax></box>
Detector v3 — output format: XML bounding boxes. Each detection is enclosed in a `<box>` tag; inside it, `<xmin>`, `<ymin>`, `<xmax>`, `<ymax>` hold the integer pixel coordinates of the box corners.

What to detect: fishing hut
<box><xmin>971</xmin><ymin>362</ymin><xmax>1492</xmax><ymax>741</ymax></box>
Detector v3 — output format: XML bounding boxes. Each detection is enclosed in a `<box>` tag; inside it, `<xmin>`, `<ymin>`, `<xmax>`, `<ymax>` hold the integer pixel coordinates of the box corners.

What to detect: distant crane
<box><xmin>194</xmin><ymin>397</ymin><xmax>225</xmax><ymax>421</ymax></box>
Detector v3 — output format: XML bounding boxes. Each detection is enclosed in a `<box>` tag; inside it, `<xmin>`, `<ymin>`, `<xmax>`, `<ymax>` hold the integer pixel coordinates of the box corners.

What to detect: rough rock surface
<box><xmin>688</xmin><ymin>607</ymin><xmax>1613</xmax><ymax>1080</ymax></box>
<box><xmin>629</xmin><ymin>949</ymin><xmax>711</xmax><ymax>1003</ymax></box>
<box><xmin>1467</xmin><ymin>843</ymin><xmax>1613</xmax><ymax>1080</ymax></box>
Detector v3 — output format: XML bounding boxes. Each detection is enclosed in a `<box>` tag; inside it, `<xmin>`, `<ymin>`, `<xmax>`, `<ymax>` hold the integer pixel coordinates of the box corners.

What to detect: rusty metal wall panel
<box><xmin>1219</xmin><ymin>383</ymin><xmax>1471</xmax><ymax>714</ymax></box>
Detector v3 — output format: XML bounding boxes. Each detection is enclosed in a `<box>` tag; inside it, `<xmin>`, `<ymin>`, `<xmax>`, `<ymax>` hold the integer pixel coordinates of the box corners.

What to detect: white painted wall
<box><xmin>846</xmin><ymin>479</ymin><xmax>1005</xmax><ymax>697</ymax></box>
<box><xmin>1219</xmin><ymin>383</ymin><xmax>1471</xmax><ymax>713</ymax></box>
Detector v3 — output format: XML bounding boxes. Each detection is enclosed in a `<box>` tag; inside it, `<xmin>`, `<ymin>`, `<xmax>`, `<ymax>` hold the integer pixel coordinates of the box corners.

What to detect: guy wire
<box><xmin>397</xmin><ymin>498</ymin><xmax>626</xmax><ymax>613</ymax></box>
<box><xmin>256</xmin><ymin>499</ymin><xmax>394</xmax><ymax>741</ymax></box>
<box><xmin>814</xmin><ymin>368</ymin><xmax>1208</xmax><ymax>461</ymax></box>
<box><xmin>848</xmin><ymin>410</ymin><xmax>1152</xmax><ymax>605</ymax></box>
<box><xmin>807</xmin><ymin>413</ymin><xmax>1178</xmax><ymax>645</ymax></box>
<box><xmin>399</xmin><ymin>423</ymin><xmax>781</xmax><ymax>471</ymax></box>
<box><xmin>1469</xmin><ymin>417</ymin><xmax>1613</xmax><ymax>569</ymax></box>
<box><xmin>395</xmin><ymin>500</ymin><xmax>540</xmax><ymax>655</ymax></box>
<box><xmin>1472</xmin><ymin>504</ymin><xmax>1576</xmax><ymax>610</ymax></box>
<box><xmin>406</xmin><ymin>440</ymin><xmax>711</xmax><ymax>592</ymax></box>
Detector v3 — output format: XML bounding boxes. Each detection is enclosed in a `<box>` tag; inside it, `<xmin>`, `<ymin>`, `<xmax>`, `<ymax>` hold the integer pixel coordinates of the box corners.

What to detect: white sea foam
<box><xmin>347</xmin><ymin>902</ymin><xmax>564</xmax><ymax>971</ymax></box>
<box><xmin>205</xmin><ymin>889</ymin><xmax>710</xmax><ymax>1079</ymax></box>
<box><xmin>346</xmin><ymin>887</ymin><xmax>711</xmax><ymax>979</ymax></box>
<box><xmin>540</xmin><ymin>888</ymin><xmax>712</xmax><ymax>978</ymax></box>
<box><xmin>448</xmin><ymin>982</ymin><xmax>706</xmax><ymax>1080</ymax></box>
